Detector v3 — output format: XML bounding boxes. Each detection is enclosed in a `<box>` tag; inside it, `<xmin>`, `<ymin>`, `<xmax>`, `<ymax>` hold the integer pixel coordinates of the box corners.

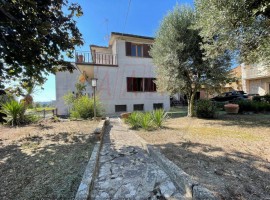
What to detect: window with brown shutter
<box><xmin>126</xmin><ymin>42</ymin><xmax>131</xmax><ymax>56</ymax></box>
<box><xmin>144</xmin><ymin>78</ymin><xmax>156</xmax><ymax>92</ymax></box>
<box><xmin>143</xmin><ymin>44</ymin><xmax>151</xmax><ymax>58</ymax></box>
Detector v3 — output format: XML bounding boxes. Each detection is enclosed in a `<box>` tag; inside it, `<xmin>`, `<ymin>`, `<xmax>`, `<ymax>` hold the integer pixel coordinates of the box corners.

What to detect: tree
<box><xmin>194</xmin><ymin>0</ymin><xmax>270</xmax><ymax>66</ymax></box>
<box><xmin>20</xmin><ymin>80</ymin><xmax>40</xmax><ymax>107</ymax></box>
<box><xmin>150</xmin><ymin>5</ymin><xmax>231</xmax><ymax>117</ymax></box>
<box><xmin>0</xmin><ymin>0</ymin><xmax>84</xmax><ymax>88</ymax></box>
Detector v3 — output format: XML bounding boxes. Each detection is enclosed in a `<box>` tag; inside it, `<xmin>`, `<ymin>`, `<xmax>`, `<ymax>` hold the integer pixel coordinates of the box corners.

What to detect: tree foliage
<box><xmin>150</xmin><ymin>5</ymin><xmax>231</xmax><ymax>117</ymax></box>
<box><xmin>194</xmin><ymin>0</ymin><xmax>270</xmax><ymax>66</ymax></box>
<box><xmin>0</xmin><ymin>0</ymin><xmax>84</xmax><ymax>88</ymax></box>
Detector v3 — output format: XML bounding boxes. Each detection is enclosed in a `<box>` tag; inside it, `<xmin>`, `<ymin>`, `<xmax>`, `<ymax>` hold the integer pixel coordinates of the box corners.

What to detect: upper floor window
<box><xmin>131</xmin><ymin>44</ymin><xmax>143</xmax><ymax>57</ymax></box>
<box><xmin>126</xmin><ymin>42</ymin><xmax>151</xmax><ymax>58</ymax></box>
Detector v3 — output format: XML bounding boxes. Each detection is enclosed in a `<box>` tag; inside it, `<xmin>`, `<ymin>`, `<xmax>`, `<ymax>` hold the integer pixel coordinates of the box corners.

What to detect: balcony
<box><xmin>75</xmin><ymin>51</ymin><xmax>117</xmax><ymax>66</ymax></box>
<box><xmin>242</xmin><ymin>65</ymin><xmax>270</xmax><ymax>80</ymax></box>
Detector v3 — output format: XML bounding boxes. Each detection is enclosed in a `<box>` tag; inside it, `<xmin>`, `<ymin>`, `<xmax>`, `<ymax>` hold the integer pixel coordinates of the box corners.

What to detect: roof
<box><xmin>90</xmin><ymin>45</ymin><xmax>108</xmax><ymax>49</ymax></box>
<box><xmin>111</xmin><ymin>32</ymin><xmax>155</xmax><ymax>40</ymax></box>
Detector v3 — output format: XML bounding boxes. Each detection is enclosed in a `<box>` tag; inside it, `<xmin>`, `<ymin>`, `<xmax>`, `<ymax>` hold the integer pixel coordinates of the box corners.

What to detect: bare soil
<box><xmin>0</xmin><ymin>119</ymin><xmax>98</xmax><ymax>200</ymax></box>
<box><xmin>136</xmin><ymin>114</ymin><xmax>270</xmax><ymax>200</ymax></box>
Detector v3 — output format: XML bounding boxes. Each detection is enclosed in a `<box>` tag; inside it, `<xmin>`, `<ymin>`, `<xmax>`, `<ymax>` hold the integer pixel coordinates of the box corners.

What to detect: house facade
<box><xmin>56</xmin><ymin>32</ymin><xmax>170</xmax><ymax>116</ymax></box>
<box><xmin>241</xmin><ymin>63</ymin><xmax>270</xmax><ymax>95</ymax></box>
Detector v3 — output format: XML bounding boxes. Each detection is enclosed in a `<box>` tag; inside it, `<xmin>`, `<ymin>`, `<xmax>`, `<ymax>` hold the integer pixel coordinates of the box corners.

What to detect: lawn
<box><xmin>136</xmin><ymin>113</ymin><xmax>270</xmax><ymax>199</ymax></box>
<box><xmin>0</xmin><ymin>119</ymin><xmax>98</xmax><ymax>200</ymax></box>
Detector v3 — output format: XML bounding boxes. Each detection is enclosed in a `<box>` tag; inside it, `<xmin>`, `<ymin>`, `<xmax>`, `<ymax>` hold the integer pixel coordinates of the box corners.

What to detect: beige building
<box><xmin>241</xmin><ymin>64</ymin><xmax>270</xmax><ymax>95</ymax></box>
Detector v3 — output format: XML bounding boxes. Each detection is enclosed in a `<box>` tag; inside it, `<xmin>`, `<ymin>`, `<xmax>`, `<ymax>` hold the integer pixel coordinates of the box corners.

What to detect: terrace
<box><xmin>75</xmin><ymin>51</ymin><xmax>117</xmax><ymax>66</ymax></box>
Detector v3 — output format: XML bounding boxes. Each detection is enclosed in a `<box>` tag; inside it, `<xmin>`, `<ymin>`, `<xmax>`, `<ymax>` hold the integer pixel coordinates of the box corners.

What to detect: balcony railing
<box><xmin>75</xmin><ymin>51</ymin><xmax>117</xmax><ymax>66</ymax></box>
<box><xmin>242</xmin><ymin>65</ymin><xmax>270</xmax><ymax>79</ymax></box>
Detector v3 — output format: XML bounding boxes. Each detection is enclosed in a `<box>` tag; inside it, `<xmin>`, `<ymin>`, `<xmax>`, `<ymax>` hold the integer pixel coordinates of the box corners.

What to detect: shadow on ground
<box><xmin>154</xmin><ymin>141</ymin><xmax>270</xmax><ymax>200</ymax></box>
<box><xmin>0</xmin><ymin>131</ymin><xmax>97</xmax><ymax>200</ymax></box>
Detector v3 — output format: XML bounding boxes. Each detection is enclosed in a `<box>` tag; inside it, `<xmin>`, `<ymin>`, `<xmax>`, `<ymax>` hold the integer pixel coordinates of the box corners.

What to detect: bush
<box><xmin>196</xmin><ymin>99</ymin><xmax>217</xmax><ymax>119</ymax></box>
<box><xmin>70</xmin><ymin>96</ymin><xmax>103</xmax><ymax>119</ymax></box>
<box><xmin>125</xmin><ymin>112</ymin><xmax>141</xmax><ymax>129</ymax></box>
<box><xmin>238</xmin><ymin>100</ymin><xmax>270</xmax><ymax>113</ymax></box>
<box><xmin>139</xmin><ymin>112</ymin><xmax>153</xmax><ymax>131</ymax></box>
<box><xmin>0</xmin><ymin>100</ymin><xmax>26</xmax><ymax>126</ymax></box>
<box><xmin>151</xmin><ymin>109</ymin><xmax>168</xmax><ymax>128</ymax></box>
<box><xmin>253</xmin><ymin>94</ymin><xmax>270</xmax><ymax>103</ymax></box>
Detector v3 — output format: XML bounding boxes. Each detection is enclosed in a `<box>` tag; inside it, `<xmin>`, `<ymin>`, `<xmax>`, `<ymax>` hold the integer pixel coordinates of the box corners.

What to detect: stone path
<box><xmin>91</xmin><ymin>118</ymin><xmax>184</xmax><ymax>200</ymax></box>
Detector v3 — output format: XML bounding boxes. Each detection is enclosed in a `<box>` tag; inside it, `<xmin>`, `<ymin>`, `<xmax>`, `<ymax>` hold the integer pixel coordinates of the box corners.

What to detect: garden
<box><xmin>0</xmin><ymin>84</ymin><xmax>102</xmax><ymax>199</ymax></box>
<box><xmin>124</xmin><ymin>98</ymin><xmax>270</xmax><ymax>199</ymax></box>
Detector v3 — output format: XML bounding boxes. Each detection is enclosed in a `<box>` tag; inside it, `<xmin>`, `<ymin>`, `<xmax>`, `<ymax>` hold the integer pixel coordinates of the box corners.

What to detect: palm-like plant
<box><xmin>0</xmin><ymin>100</ymin><xmax>26</xmax><ymax>126</ymax></box>
<box><xmin>151</xmin><ymin>109</ymin><xmax>168</xmax><ymax>128</ymax></box>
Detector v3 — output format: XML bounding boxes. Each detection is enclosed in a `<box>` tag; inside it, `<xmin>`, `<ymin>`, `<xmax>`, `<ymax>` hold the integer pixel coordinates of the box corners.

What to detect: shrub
<box><xmin>151</xmin><ymin>109</ymin><xmax>168</xmax><ymax>128</ymax></box>
<box><xmin>238</xmin><ymin>100</ymin><xmax>270</xmax><ymax>113</ymax></box>
<box><xmin>139</xmin><ymin>112</ymin><xmax>153</xmax><ymax>131</ymax></box>
<box><xmin>70</xmin><ymin>96</ymin><xmax>103</xmax><ymax>119</ymax></box>
<box><xmin>253</xmin><ymin>94</ymin><xmax>270</xmax><ymax>103</ymax></box>
<box><xmin>0</xmin><ymin>100</ymin><xmax>26</xmax><ymax>126</ymax></box>
<box><xmin>25</xmin><ymin>114</ymin><xmax>41</xmax><ymax>124</ymax></box>
<box><xmin>196</xmin><ymin>99</ymin><xmax>217</xmax><ymax>119</ymax></box>
<box><xmin>125</xmin><ymin>112</ymin><xmax>141</xmax><ymax>129</ymax></box>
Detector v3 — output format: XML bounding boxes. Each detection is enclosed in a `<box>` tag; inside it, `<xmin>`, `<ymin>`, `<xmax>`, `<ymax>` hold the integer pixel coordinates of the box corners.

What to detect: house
<box><xmin>55</xmin><ymin>32</ymin><xmax>170</xmax><ymax>116</ymax></box>
<box><xmin>198</xmin><ymin>66</ymin><xmax>243</xmax><ymax>99</ymax></box>
<box><xmin>241</xmin><ymin>63</ymin><xmax>270</xmax><ymax>95</ymax></box>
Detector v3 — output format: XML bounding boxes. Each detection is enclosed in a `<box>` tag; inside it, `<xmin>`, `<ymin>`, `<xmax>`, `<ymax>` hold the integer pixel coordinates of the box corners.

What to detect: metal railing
<box><xmin>75</xmin><ymin>51</ymin><xmax>117</xmax><ymax>65</ymax></box>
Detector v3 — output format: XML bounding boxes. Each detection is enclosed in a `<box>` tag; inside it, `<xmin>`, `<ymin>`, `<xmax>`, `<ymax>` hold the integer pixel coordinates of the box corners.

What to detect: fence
<box><xmin>27</xmin><ymin>108</ymin><xmax>58</xmax><ymax>119</ymax></box>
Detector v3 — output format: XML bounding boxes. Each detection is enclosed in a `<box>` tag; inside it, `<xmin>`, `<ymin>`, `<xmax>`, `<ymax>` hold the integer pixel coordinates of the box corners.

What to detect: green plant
<box><xmin>125</xmin><ymin>112</ymin><xmax>141</xmax><ymax>129</ymax></box>
<box><xmin>151</xmin><ymin>109</ymin><xmax>168</xmax><ymax>128</ymax></box>
<box><xmin>196</xmin><ymin>100</ymin><xmax>217</xmax><ymax>118</ymax></box>
<box><xmin>70</xmin><ymin>96</ymin><xmax>103</xmax><ymax>119</ymax></box>
<box><xmin>238</xmin><ymin>100</ymin><xmax>270</xmax><ymax>113</ymax></box>
<box><xmin>0</xmin><ymin>100</ymin><xmax>26</xmax><ymax>126</ymax></box>
<box><xmin>139</xmin><ymin>112</ymin><xmax>153</xmax><ymax>131</ymax></box>
<box><xmin>25</xmin><ymin>114</ymin><xmax>41</xmax><ymax>124</ymax></box>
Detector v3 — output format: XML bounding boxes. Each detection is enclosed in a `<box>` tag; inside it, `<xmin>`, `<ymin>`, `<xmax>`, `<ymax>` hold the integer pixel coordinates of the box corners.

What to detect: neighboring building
<box><xmin>199</xmin><ymin>66</ymin><xmax>243</xmax><ymax>99</ymax></box>
<box><xmin>56</xmin><ymin>32</ymin><xmax>170</xmax><ymax>116</ymax></box>
<box><xmin>241</xmin><ymin>63</ymin><xmax>270</xmax><ymax>95</ymax></box>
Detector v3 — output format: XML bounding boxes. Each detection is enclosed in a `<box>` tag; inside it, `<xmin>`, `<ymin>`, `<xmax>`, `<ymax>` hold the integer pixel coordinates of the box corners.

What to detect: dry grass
<box><xmin>136</xmin><ymin>114</ymin><xmax>270</xmax><ymax>199</ymax></box>
<box><xmin>0</xmin><ymin>119</ymin><xmax>98</xmax><ymax>200</ymax></box>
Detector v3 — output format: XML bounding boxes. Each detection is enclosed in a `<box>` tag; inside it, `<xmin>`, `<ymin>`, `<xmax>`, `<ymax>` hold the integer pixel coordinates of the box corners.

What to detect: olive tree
<box><xmin>150</xmin><ymin>5</ymin><xmax>231</xmax><ymax>117</ymax></box>
<box><xmin>194</xmin><ymin>0</ymin><xmax>270</xmax><ymax>66</ymax></box>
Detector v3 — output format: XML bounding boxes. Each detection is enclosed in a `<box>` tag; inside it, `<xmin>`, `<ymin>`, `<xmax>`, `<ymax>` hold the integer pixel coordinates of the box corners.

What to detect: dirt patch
<box><xmin>0</xmin><ymin>119</ymin><xmax>98</xmax><ymax>200</ymax></box>
<box><xmin>136</xmin><ymin>114</ymin><xmax>270</xmax><ymax>199</ymax></box>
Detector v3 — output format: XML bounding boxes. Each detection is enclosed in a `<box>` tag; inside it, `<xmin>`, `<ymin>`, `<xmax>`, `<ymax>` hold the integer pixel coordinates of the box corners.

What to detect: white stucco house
<box><xmin>56</xmin><ymin>32</ymin><xmax>170</xmax><ymax>116</ymax></box>
<box><xmin>241</xmin><ymin>63</ymin><xmax>270</xmax><ymax>95</ymax></box>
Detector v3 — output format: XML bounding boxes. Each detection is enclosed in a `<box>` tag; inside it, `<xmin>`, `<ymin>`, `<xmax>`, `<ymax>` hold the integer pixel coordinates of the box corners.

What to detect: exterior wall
<box><xmin>241</xmin><ymin>63</ymin><xmax>270</xmax><ymax>95</ymax></box>
<box><xmin>94</xmin><ymin>39</ymin><xmax>170</xmax><ymax>115</ymax></box>
<box><xmin>55</xmin><ymin>68</ymin><xmax>93</xmax><ymax>116</ymax></box>
<box><xmin>246</xmin><ymin>78</ymin><xmax>270</xmax><ymax>95</ymax></box>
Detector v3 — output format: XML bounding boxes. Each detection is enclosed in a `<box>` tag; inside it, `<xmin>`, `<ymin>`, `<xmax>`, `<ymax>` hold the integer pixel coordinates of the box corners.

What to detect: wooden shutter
<box><xmin>126</xmin><ymin>42</ymin><xmax>131</xmax><ymax>56</ymax></box>
<box><xmin>143</xmin><ymin>44</ymin><xmax>151</xmax><ymax>58</ymax></box>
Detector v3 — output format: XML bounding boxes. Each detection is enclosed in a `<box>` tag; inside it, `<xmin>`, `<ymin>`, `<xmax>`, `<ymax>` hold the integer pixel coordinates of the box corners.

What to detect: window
<box><xmin>127</xmin><ymin>77</ymin><xmax>143</xmax><ymax>92</ymax></box>
<box><xmin>127</xmin><ymin>77</ymin><xmax>157</xmax><ymax>92</ymax></box>
<box><xmin>153</xmin><ymin>103</ymin><xmax>163</xmax><ymax>110</ymax></box>
<box><xmin>126</xmin><ymin>42</ymin><xmax>151</xmax><ymax>58</ymax></box>
<box><xmin>144</xmin><ymin>78</ymin><xmax>156</xmax><ymax>92</ymax></box>
<box><xmin>115</xmin><ymin>105</ymin><xmax>127</xmax><ymax>112</ymax></box>
<box><xmin>131</xmin><ymin>44</ymin><xmax>143</xmax><ymax>57</ymax></box>
<box><xmin>134</xmin><ymin>104</ymin><xmax>144</xmax><ymax>111</ymax></box>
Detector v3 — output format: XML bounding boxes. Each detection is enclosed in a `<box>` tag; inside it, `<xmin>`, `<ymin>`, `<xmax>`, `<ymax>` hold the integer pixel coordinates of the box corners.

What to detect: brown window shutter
<box><xmin>143</xmin><ymin>44</ymin><xmax>151</xmax><ymax>58</ymax></box>
<box><xmin>126</xmin><ymin>42</ymin><xmax>131</xmax><ymax>56</ymax></box>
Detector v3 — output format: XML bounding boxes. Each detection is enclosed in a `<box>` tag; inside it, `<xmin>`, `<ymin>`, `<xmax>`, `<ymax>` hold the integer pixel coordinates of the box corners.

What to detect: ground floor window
<box><xmin>133</xmin><ymin>104</ymin><xmax>144</xmax><ymax>111</ymax></box>
<box><xmin>153</xmin><ymin>103</ymin><xmax>163</xmax><ymax>110</ymax></box>
<box><xmin>115</xmin><ymin>105</ymin><xmax>127</xmax><ymax>112</ymax></box>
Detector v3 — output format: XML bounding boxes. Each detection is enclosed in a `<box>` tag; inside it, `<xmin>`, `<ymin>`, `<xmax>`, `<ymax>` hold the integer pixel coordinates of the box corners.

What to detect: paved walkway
<box><xmin>91</xmin><ymin>118</ymin><xmax>184</xmax><ymax>200</ymax></box>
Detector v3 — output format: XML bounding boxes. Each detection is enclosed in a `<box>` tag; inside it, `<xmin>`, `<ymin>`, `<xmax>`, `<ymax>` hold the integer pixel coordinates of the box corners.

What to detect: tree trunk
<box><xmin>187</xmin><ymin>92</ymin><xmax>196</xmax><ymax>117</ymax></box>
